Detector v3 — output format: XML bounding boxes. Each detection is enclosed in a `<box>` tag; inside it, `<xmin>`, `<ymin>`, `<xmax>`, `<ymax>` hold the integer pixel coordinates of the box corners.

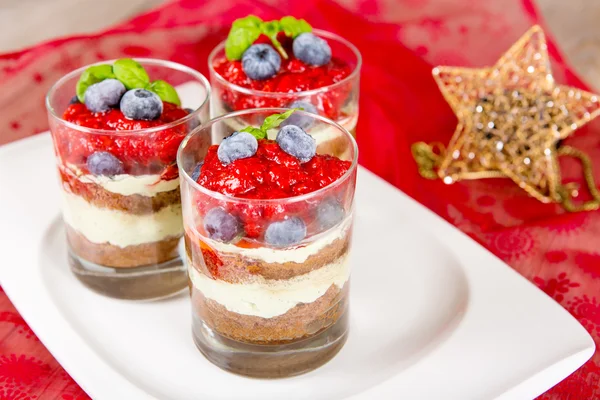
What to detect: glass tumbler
<box><xmin>178</xmin><ymin>108</ymin><xmax>358</xmax><ymax>378</ymax></box>
<box><xmin>46</xmin><ymin>59</ymin><xmax>210</xmax><ymax>300</ymax></box>
<box><xmin>208</xmin><ymin>30</ymin><xmax>361</xmax><ymax>157</ymax></box>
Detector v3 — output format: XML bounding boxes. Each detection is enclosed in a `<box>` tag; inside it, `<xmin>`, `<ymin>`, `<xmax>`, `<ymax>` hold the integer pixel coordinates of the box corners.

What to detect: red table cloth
<box><xmin>1</xmin><ymin>0</ymin><xmax>599</xmax><ymax>398</ymax></box>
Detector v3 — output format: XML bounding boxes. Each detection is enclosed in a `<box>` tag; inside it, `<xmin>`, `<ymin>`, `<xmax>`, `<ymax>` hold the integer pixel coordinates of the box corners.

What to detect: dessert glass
<box><xmin>178</xmin><ymin>108</ymin><xmax>357</xmax><ymax>378</ymax></box>
<box><xmin>208</xmin><ymin>30</ymin><xmax>361</xmax><ymax>156</ymax></box>
<box><xmin>46</xmin><ymin>59</ymin><xmax>210</xmax><ymax>300</ymax></box>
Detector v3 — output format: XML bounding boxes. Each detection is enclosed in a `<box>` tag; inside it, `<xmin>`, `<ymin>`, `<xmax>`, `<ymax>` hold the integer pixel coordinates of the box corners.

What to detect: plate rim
<box><xmin>0</xmin><ymin>133</ymin><xmax>594</xmax><ymax>400</ymax></box>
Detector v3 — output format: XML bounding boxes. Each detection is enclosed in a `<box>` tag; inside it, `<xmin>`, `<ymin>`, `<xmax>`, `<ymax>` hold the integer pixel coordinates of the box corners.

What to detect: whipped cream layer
<box><xmin>190</xmin><ymin>253</ymin><xmax>350</xmax><ymax>318</ymax></box>
<box><xmin>78</xmin><ymin>173</ymin><xmax>179</xmax><ymax>197</ymax></box>
<box><xmin>62</xmin><ymin>191</ymin><xmax>183</xmax><ymax>247</ymax></box>
<box><xmin>203</xmin><ymin>215</ymin><xmax>352</xmax><ymax>264</ymax></box>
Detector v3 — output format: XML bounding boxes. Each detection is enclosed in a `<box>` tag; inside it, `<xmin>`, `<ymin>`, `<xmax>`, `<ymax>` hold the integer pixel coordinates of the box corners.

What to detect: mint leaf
<box><xmin>225</xmin><ymin>26</ymin><xmax>261</xmax><ymax>60</ymax></box>
<box><xmin>240</xmin><ymin>126</ymin><xmax>267</xmax><ymax>139</ymax></box>
<box><xmin>76</xmin><ymin>64</ymin><xmax>115</xmax><ymax>102</ymax></box>
<box><xmin>261</xmin><ymin>109</ymin><xmax>298</xmax><ymax>131</ymax></box>
<box><xmin>148</xmin><ymin>80</ymin><xmax>181</xmax><ymax>106</ymax></box>
<box><xmin>260</xmin><ymin>21</ymin><xmax>287</xmax><ymax>59</ymax></box>
<box><xmin>113</xmin><ymin>58</ymin><xmax>150</xmax><ymax>90</ymax></box>
<box><xmin>280</xmin><ymin>17</ymin><xmax>312</xmax><ymax>38</ymax></box>
<box><xmin>232</xmin><ymin>15</ymin><xmax>262</xmax><ymax>30</ymax></box>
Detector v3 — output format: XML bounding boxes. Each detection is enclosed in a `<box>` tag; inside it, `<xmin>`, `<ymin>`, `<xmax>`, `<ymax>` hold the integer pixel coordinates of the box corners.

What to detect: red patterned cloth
<box><xmin>1</xmin><ymin>0</ymin><xmax>599</xmax><ymax>398</ymax></box>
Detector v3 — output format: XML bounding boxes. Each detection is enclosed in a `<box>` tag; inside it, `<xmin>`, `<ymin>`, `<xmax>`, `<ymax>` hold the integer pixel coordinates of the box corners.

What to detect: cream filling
<box><xmin>61</xmin><ymin>191</ymin><xmax>183</xmax><ymax>248</ymax></box>
<box><xmin>189</xmin><ymin>253</ymin><xmax>350</xmax><ymax>318</ymax></box>
<box><xmin>203</xmin><ymin>216</ymin><xmax>352</xmax><ymax>264</ymax></box>
<box><xmin>78</xmin><ymin>174</ymin><xmax>179</xmax><ymax>197</ymax></box>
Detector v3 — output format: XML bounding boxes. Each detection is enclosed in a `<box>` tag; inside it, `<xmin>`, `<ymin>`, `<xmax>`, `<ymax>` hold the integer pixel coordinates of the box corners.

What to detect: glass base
<box><xmin>69</xmin><ymin>252</ymin><xmax>188</xmax><ymax>300</ymax></box>
<box><xmin>192</xmin><ymin>310</ymin><xmax>349</xmax><ymax>378</ymax></box>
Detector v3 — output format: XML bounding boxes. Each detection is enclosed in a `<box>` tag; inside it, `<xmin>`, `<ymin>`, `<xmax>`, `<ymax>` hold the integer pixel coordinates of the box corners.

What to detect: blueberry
<box><xmin>281</xmin><ymin>100</ymin><xmax>318</xmax><ymax>130</ymax></box>
<box><xmin>293</xmin><ymin>33</ymin><xmax>332</xmax><ymax>67</ymax></box>
<box><xmin>120</xmin><ymin>89</ymin><xmax>163</xmax><ymax>121</ymax></box>
<box><xmin>185</xmin><ymin>107</ymin><xmax>201</xmax><ymax>131</ymax></box>
<box><xmin>69</xmin><ymin>95</ymin><xmax>80</xmax><ymax>105</ymax></box>
<box><xmin>276</xmin><ymin>125</ymin><xmax>316</xmax><ymax>163</ymax></box>
<box><xmin>317</xmin><ymin>199</ymin><xmax>345</xmax><ymax>230</ymax></box>
<box><xmin>204</xmin><ymin>207</ymin><xmax>241</xmax><ymax>242</ymax></box>
<box><xmin>217</xmin><ymin>131</ymin><xmax>258</xmax><ymax>165</ymax></box>
<box><xmin>190</xmin><ymin>161</ymin><xmax>203</xmax><ymax>181</ymax></box>
<box><xmin>265</xmin><ymin>217</ymin><xmax>307</xmax><ymax>247</ymax></box>
<box><xmin>86</xmin><ymin>151</ymin><xmax>124</xmax><ymax>176</ymax></box>
<box><xmin>242</xmin><ymin>44</ymin><xmax>281</xmax><ymax>81</ymax></box>
<box><xmin>84</xmin><ymin>79</ymin><xmax>126</xmax><ymax>113</ymax></box>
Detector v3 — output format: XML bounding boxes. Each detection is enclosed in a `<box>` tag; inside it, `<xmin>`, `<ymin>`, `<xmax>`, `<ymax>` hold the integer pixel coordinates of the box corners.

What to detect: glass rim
<box><xmin>45</xmin><ymin>58</ymin><xmax>211</xmax><ymax>136</ymax></box>
<box><xmin>207</xmin><ymin>29</ymin><xmax>362</xmax><ymax>98</ymax></box>
<box><xmin>177</xmin><ymin>107</ymin><xmax>359</xmax><ymax>204</ymax></box>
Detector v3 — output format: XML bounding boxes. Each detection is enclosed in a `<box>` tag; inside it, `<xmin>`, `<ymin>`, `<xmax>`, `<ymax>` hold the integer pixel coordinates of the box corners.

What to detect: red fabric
<box><xmin>1</xmin><ymin>0</ymin><xmax>600</xmax><ymax>398</ymax></box>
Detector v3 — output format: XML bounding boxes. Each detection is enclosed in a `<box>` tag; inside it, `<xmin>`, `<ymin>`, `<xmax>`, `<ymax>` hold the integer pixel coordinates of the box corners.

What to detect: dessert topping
<box><xmin>225</xmin><ymin>15</ymin><xmax>312</xmax><ymax>61</ymax></box>
<box><xmin>86</xmin><ymin>151</ymin><xmax>124</xmax><ymax>176</ymax></box>
<box><xmin>120</xmin><ymin>89</ymin><xmax>163</xmax><ymax>121</ymax></box>
<box><xmin>317</xmin><ymin>198</ymin><xmax>345</xmax><ymax>230</ymax></box>
<box><xmin>84</xmin><ymin>79</ymin><xmax>126</xmax><ymax>113</ymax></box>
<box><xmin>217</xmin><ymin>131</ymin><xmax>259</xmax><ymax>165</ymax></box>
<box><xmin>264</xmin><ymin>217</ymin><xmax>307</xmax><ymax>247</ymax></box>
<box><xmin>275</xmin><ymin>124</ymin><xmax>316</xmax><ymax>163</ymax></box>
<box><xmin>204</xmin><ymin>207</ymin><xmax>242</xmax><ymax>243</ymax></box>
<box><xmin>292</xmin><ymin>32</ymin><xmax>332</xmax><ymax>67</ymax></box>
<box><xmin>281</xmin><ymin>100</ymin><xmax>318</xmax><ymax>129</ymax></box>
<box><xmin>112</xmin><ymin>58</ymin><xmax>150</xmax><ymax>90</ymax></box>
<box><xmin>75</xmin><ymin>58</ymin><xmax>181</xmax><ymax>111</ymax></box>
<box><xmin>240</xmin><ymin>108</ymin><xmax>297</xmax><ymax>139</ymax></box>
<box><xmin>190</xmin><ymin>161</ymin><xmax>204</xmax><ymax>181</ymax></box>
<box><xmin>242</xmin><ymin>44</ymin><xmax>281</xmax><ymax>81</ymax></box>
<box><xmin>76</xmin><ymin>64</ymin><xmax>115</xmax><ymax>103</ymax></box>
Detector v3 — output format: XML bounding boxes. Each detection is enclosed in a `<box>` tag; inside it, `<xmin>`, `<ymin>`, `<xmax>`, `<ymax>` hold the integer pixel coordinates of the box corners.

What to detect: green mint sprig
<box><xmin>76</xmin><ymin>64</ymin><xmax>115</xmax><ymax>103</ymax></box>
<box><xmin>240</xmin><ymin>109</ymin><xmax>298</xmax><ymax>139</ymax></box>
<box><xmin>112</xmin><ymin>58</ymin><xmax>150</xmax><ymax>90</ymax></box>
<box><xmin>75</xmin><ymin>58</ymin><xmax>181</xmax><ymax>106</ymax></box>
<box><xmin>225</xmin><ymin>15</ymin><xmax>312</xmax><ymax>61</ymax></box>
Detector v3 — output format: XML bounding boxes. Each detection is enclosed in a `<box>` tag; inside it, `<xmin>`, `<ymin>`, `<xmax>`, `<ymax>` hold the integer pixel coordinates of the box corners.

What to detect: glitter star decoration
<box><xmin>430</xmin><ymin>25</ymin><xmax>600</xmax><ymax>203</ymax></box>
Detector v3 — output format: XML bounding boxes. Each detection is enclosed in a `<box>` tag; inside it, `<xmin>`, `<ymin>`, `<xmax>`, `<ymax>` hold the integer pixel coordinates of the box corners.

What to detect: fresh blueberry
<box><xmin>69</xmin><ymin>95</ymin><xmax>80</xmax><ymax>105</ymax></box>
<box><xmin>120</xmin><ymin>89</ymin><xmax>163</xmax><ymax>121</ymax></box>
<box><xmin>190</xmin><ymin>161</ymin><xmax>203</xmax><ymax>181</ymax></box>
<box><xmin>242</xmin><ymin>44</ymin><xmax>281</xmax><ymax>81</ymax></box>
<box><xmin>84</xmin><ymin>79</ymin><xmax>126</xmax><ymax>113</ymax></box>
<box><xmin>317</xmin><ymin>199</ymin><xmax>345</xmax><ymax>230</ymax></box>
<box><xmin>281</xmin><ymin>100</ymin><xmax>318</xmax><ymax>130</ymax></box>
<box><xmin>86</xmin><ymin>151</ymin><xmax>124</xmax><ymax>176</ymax></box>
<box><xmin>185</xmin><ymin>107</ymin><xmax>201</xmax><ymax>131</ymax></box>
<box><xmin>265</xmin><ymin>217</ymin><xmax>307</xmax><ymax>247</ymax></box>
<box><xmin>293</xmin><ymin>33</ymin><xmax>332</xmax><ymax>67</ymax></box>
<box><xmin>204</xmin><ymin>207</ymin><xmax>241</xmax><ymax>242</ymax></box>
<box><xmin>217</xmin><ymin>131</ymin><xmax>258</xmax><ymax>165</ymax></box>
<box><xmin>276</xmin><ymin>124</ymin><xmax>316</xmax><ymax>163</ymax></box>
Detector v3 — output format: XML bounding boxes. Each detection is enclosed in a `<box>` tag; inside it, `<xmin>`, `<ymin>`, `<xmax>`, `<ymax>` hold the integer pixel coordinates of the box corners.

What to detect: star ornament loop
<box><xmin>428</xmin><ymin>25</ymin><xmax>600</xmax><ymax>204</ymax></box>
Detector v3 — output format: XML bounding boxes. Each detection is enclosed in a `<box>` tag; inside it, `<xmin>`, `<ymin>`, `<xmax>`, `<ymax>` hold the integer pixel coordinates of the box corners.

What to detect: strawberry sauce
<box><xmin>198</xmin><ymin>140</ymin><xmax>351</xmax><ymax>199</ymax></box>
<box><xmin>57</xmin><ymin>102</ymin><xmax>188</xmax><ymax>174</ymax></box>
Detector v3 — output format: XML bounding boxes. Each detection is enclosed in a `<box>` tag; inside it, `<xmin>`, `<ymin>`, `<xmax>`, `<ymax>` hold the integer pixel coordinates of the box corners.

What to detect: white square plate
<box><xmin>0</xmin><ymin>134</ymin><xmax>594</xmax><ymax>400</ymax></box>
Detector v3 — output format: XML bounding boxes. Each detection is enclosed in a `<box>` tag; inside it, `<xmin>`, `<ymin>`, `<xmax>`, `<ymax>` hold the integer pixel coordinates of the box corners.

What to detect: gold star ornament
<box><xmin>412</xmin><ymin>25</ymin><xmax>600</xmax><ymax>211</ymax></box>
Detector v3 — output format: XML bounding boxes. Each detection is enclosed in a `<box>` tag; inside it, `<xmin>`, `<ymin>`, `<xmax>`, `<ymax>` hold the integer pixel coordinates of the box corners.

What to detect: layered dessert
<box><xmin>48</xmin><ymin>58</ymin><xmax>205</xmax><ymax>299</ymax></box>
<box><xmin>181</xmin><ymin>109</ymin><xmax>357</xmax><ymax>376</ymax></box>
<box><xmin>209</xmin><ymin>16</ymin><xmax>360</xmax><ymax>156</ymax></box>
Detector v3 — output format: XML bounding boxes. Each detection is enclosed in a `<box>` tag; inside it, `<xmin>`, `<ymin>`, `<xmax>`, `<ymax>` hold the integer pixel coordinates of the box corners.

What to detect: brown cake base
<box><xmin>192</xmin><ymin>283</ymin><xmax>349</xmax><ymax>344</ymax></box>
<box><xmin>66</xmin><ymin>225</ymin><xmax>180</xmax><ymax>268</ymax></box>
<box><xmin>192</xmin><ymin>307</ymin><xmax>348</xmax><ymax>378</ymax></box>
<box><xmin>186</xmin><ymin>229</ymin><xmax>351</xmax><ymax>282</ymax></box>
